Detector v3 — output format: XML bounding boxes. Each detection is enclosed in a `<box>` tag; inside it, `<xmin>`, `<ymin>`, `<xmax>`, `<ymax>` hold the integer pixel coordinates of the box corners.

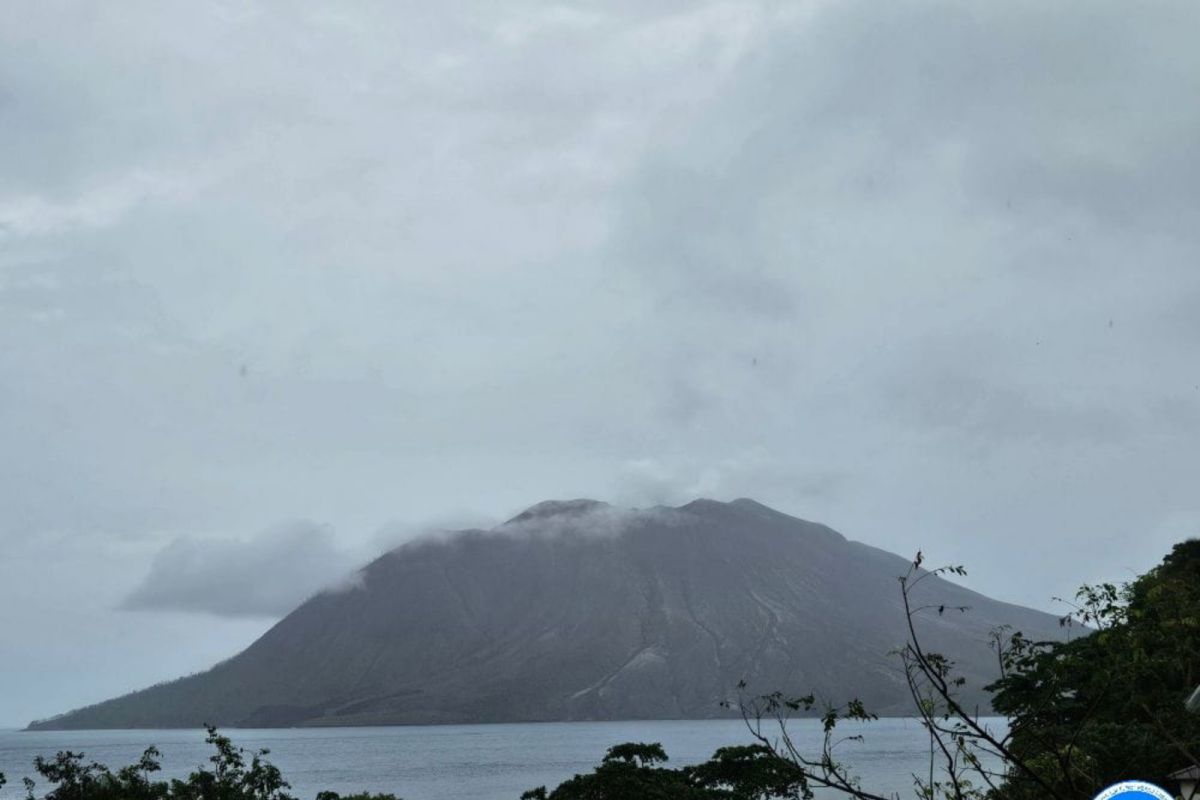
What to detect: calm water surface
<box><xmin>0</xmin><ymin>719</ymin><xmax>1007</xmax><ymax>800</ymax></box>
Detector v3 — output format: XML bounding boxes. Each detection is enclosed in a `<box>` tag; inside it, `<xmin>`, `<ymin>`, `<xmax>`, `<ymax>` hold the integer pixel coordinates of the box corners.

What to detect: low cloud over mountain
<box><xmin>121</xmin><ymin>521</ymin><xmax>358</xmax><ymax>618</ymax></box>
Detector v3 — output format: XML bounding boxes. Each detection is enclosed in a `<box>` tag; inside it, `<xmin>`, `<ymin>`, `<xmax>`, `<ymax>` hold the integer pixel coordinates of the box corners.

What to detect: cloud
<box><xmin>0</xmin><ymin>168</ymin><xmax>200</xmax><ymax>239</ymax></box>
<box><xmin>121</xmin><ymin>521</ymin><xmax>359</xmax><ymax>618</ymax></box>
<box><xmin>369</xmin><ymin>510</ymin><xmax>502</xmax><ymax>553</ymax></box>
<box><xmin>613</xmin><ymin>453</ymin><xmax>843</xmax><ymax>510</ymax></box>
<box><xmin>497</xmin><ymin>499</ymin><xmax>674</xmax><ymax>539</ymax></box>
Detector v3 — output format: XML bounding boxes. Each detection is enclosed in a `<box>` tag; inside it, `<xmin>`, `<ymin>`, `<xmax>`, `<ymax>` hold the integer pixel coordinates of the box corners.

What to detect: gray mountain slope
<box><xmin>29</xmin><ymin>498</ymin><xmax>1066</xmax><ymax>729</ymax></box>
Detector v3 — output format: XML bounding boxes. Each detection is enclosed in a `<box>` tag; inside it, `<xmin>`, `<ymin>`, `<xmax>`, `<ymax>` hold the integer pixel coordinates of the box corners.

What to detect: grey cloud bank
<box><xmin>121</xmin><ymin>521</ymin><xmax>359</xmax><ymax>618</ymax></box>
<box><xmin>1</xmin><ymin>0</ymin><xmax>1198</xmax><ymax>726</ymax></box>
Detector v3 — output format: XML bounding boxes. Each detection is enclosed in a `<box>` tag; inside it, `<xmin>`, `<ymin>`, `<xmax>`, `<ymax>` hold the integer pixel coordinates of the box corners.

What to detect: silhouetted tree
<box><xmin>10</xmin><ymin>726</ymin><xmax>403</xmax><ymax>800</ymax></box>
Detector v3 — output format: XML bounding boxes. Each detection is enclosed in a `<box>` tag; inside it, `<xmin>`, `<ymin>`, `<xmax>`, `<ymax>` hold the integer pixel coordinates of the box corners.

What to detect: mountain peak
<box><xmin>729</xmin><ymin>497</ymin><xmax>772</xmax><ymax>511</ymax></box>
<box><xmin>678</xmin><ymin>498</ymin><xmax>727</xmax><ymax>513</ymax></box>
<box><xmin>507</xmin><ymin>498</ymin><xmax>609</xmax><ymax>524</ymax></box>
<box><xmin>679</xmin><ymin>497</ymin><xmax>778</xmax><ymax>517</ymax></box>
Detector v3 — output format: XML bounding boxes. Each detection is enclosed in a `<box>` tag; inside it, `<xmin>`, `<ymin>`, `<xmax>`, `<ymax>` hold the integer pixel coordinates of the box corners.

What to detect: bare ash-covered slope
<box><xmin>30</xmin><ymin>498</ymin><xmax>1065</xmax><ymax>729</ymax></box>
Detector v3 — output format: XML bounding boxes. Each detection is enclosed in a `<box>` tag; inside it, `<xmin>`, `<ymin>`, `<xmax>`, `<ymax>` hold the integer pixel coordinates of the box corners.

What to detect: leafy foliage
<box><xmin>987</xmin><ymin>539</ymin><xmax>1200</xmax><ymax>798</ymax></box>
<box><xmin>688</xmin><ymin>745</ymin><xmax>809</xmax><ymax>799</ymax></box>
<box><xmin>520</xmin><ymin>741</ymin><xmax>807</xmax><ymax>799</ymax></box>
<box><xmin>520</xmin><ymin>741</ymin><xmax>703</xmax><ymax>799</ymax></box>
<box><xmin>5</xmin><ymin>727</ymin><xmax>401</xmax><ymax>800</ymax></box>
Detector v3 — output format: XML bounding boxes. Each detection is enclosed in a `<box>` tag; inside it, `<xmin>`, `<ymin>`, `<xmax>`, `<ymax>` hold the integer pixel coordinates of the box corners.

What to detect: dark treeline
<box><xmin>5</xmin><ymin>541</ymin><xmax>1198</xmax><ymax>800</ymax></box>
<box><xmin>0</xmin><ymin>726</ymin><xmax>397</xmax><ymax>800</ymax></box>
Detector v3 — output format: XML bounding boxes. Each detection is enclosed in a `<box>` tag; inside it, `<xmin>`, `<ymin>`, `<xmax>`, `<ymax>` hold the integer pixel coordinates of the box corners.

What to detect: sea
<box><xmin>0</xmin><ymin>718</ymin><xmax>1007</xmax><ymax>800</ymax></box>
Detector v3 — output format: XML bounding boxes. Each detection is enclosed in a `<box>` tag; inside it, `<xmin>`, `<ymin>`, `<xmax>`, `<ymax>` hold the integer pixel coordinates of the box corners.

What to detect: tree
<box><xmin>687</xmin><ymin>744</ymin><xmax>809</xmax><ymax>799</ymax></box>
<box><xmin>521</xmin><ymin>740</ymin><xmax>810</xmax><ymax>800</ymax></box>
<box><xmin>166</xmin><ymin>726</ymin><xmax>294</xmax><ymax>800</ymax></box>
<box><xmin>987</xmin><ymin>539</ymin><xmax>1200</xmax><ymax>798</ymax></box>
<box><xmin>9</xmin><ymin>726</ymin><xmax>404</xmax><ymax>800</ymax></box>
<box><xmin>21</xmin><ymin>747</ymin><xmax>168</xmax><ymax>800</ymax></box>
<box><xmin>521</xmin><ymin>741</ymin><xmax>712</xmax><ymax>800</ymax></box>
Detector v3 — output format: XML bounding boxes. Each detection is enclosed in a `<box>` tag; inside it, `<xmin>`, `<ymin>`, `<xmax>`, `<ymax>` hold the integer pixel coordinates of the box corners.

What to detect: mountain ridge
<box><xmin>29</xmin><ymin>498</ymin><xmax>1066</xmax><ymax>730</ymax></box>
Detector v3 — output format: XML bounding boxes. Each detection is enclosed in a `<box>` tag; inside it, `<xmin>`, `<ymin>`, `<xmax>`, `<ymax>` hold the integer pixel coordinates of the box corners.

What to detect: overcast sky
<box><xmin>2</xmin><ymin>0</ymin><xmax>1199</xmax><ymax>727</ymax></box>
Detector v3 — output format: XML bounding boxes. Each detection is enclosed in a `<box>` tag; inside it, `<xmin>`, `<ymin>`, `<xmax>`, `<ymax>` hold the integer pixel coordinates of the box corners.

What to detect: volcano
<box><xmin>30</xmin><ymin>498</ymin><xmax>1064</xmax><ymax>729</ymax></box>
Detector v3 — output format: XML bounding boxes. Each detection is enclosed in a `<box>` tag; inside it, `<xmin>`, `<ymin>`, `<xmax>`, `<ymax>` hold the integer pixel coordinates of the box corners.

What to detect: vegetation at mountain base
<box><xmin>4</xmin><ymin>541</ymin><xmax>1197</xmax><ymax>800</ymax></box>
